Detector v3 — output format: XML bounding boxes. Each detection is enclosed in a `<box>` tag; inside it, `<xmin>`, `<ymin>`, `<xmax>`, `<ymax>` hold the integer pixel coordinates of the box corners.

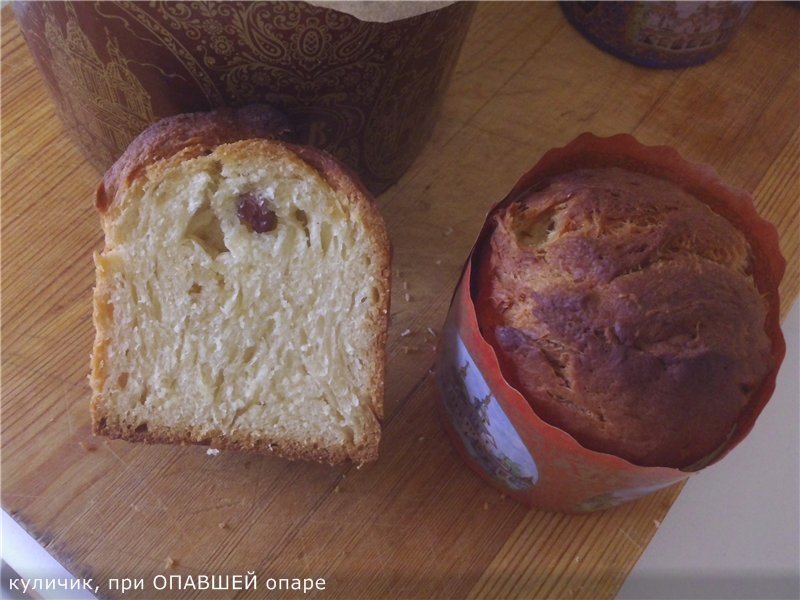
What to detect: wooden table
<box><xmin>2</xmin><ymin>3</ymin><xmax>798</xmax><ymax>598</ymax></box>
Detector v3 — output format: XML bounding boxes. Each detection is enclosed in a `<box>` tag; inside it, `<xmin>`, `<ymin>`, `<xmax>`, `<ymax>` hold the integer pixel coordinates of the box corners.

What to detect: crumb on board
<box><xmin>426</xmin><ymin>327</ymin><xmax>437</xmax><ymax>337</ymax></box>
<box><xmin>418</xmin><ymin>436</ymin><xmax>425</xmax><ymax>442</ymax></box>
<box><xmin>401</xmin><ymin>345</ymin><xmax>419</xmax><ymax>354</ymax></box>
<box><xmin>165</xmin><ymin>556</ymin><xmax>177</xmax><ymax>569</ymax></box>
<box><xmin>435</xmin><ymin>259</ymin><xmax>442</xmax><ymax>266</ymax></box>
<box><xmin>79</xmin><ymin>441</ymin><xmax>97</xmax><ymax>452</ymax></box>
<box><xmin>400</xmin><ymin>328</ymin><xmax>412</xmax><ymax>337</ymax></box>
<box><xmin>218</xmin><ymin>522</ymin><xmax>228</xmax><ymax>530</ymax></box>
<box><xmin>404</xmin><ymin>292</ymin><xmax>411</xmax><ymax>302</ymax></box>
<box><xmin>653</xmin><ymin>519</ymin><xmax>661</xmax><ymax>528</ymax></box>
<box><xmin>206</xmin><ymin>448</ymin><xmax>220</xmax><ymax>456</ymax></box>
<box><xmin>403</xmin><ymin>281</ymin><xmax>409</xmax><ymax>291</ymax></box>
<box><xmin>483</xmin><ymin>502</ymin><xmax>489</xmax><ymax>511</ymax></box>
<box><xmin>444</xmin><ymin>227</ymin><xmax>454</xmax><ymax>236</ymax></box>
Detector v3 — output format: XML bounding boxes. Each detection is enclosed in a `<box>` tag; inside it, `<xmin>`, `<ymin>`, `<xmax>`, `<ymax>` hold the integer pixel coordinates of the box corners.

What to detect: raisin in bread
<box><xmin>90</xmin><ymin>106</ymin><xmax>390</xmax><ymax>464</ymax></box>
<box><xmin>475</xmin><ymin>167</ymin><xmax>772</xmax><ymax>468</ymax></box>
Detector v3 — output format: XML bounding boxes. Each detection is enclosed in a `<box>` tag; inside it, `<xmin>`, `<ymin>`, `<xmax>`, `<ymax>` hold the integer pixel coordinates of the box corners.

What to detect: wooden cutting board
<box><xmin>2</xmin><ymin>3</ymin><xmax>798</xmax><ymax>598</ymax></box>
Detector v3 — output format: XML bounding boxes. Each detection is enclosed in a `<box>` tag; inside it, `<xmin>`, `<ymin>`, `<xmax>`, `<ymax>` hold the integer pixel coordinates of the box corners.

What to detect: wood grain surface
<box><xmin>2</xmin><ymin>3</ymin><xmax>798</xmax><ymax>599</ymax></box>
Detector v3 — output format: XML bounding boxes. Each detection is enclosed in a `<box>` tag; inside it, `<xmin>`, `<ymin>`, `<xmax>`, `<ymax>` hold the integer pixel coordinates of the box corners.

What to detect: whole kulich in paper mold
<box><xmin>436</xmin><ymin>133</ymin><xmax>785</xmax><ymax>512</ymax></box>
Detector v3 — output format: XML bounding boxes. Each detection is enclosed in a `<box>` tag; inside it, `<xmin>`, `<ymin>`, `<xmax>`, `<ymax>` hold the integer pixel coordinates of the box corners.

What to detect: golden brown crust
<box><xmin>91</xmin><ymin>109</ymin><xmax>388</xmax><ymax>466</ymax></box>
<box><xmin>93</xmin><ymin>415</ymin><xmax>378</xmax><ymax>465</ymax></box>
<box><xmin>96</xmin><ymin>104</ymin><xmax>290</xmax><ymax>213</ymax></box>
<box><xmin>475</xmin><ymin>167</ymin><xmax>773</xmax><ymax>468</ymax></box>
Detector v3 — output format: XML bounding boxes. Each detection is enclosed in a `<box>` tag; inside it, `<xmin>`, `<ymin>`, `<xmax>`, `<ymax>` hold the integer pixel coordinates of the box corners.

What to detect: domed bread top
<box><xmin>475</xmin><ymin>167</ymin><xmax>772</xmax><ymax>468</ymax></box>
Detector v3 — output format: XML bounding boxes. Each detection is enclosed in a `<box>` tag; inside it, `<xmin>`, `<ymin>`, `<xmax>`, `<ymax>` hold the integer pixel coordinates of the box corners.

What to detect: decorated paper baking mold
<box><xmin>13</xmin><ymin>1</ymin><xmax>474</xmax><ymax>195</ymax></box>
<box><xmin>436</xmin><ymin>133</ymin><xmax>786</xmax><ymax>513</ymax></box>
<box><xmin>438</xmin><ymin>307</ymin><xmax>539</xmax><ymax>492</ymax></box>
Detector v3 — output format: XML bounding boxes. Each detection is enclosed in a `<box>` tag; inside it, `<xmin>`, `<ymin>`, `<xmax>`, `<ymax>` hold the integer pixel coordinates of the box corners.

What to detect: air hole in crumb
<box><xmin>293</xmin><ymin>208</ymin><xmax>308</xmax><ymax>226</ymax></box>
<box><xmin>370</xmin><ymin>287</ymin><xmax>380</xmax><ymax>303</ymax></box>
<box><xmin>320</xmin><ymin>222</ymin><xmax>332</xmax><ymax>254</ymax></box>
<box><xmin>243</xmin><ymin>346</ymin><xmax>256</xmax><ymax>362</ymax></box>
<box><xmin>134</xmin><ymin>423</ymin><xmax>148</xmax><ymax>434</ymax></box>
<box><xmin>147</xmin><ymin>281</ymin><xmax>163</xmax><ymax>320</ymax></box>
<box><xmin>265</xmin><ymin>319</ymin><xmax>275</xmax><ymax>336</ymax></box>
<box><xmin>189</xmin><ymin>282</ymin><xmax>202</xmax><ymax>295</ymax></box>
<box><xmin>117</xmin><ymin>372</ymin><xmax>129</xmax><ymax>390</ymax></box>
<box><xmin>740</xmin><ymin>383</ymin><xmax>752</xmax><ymax>396</ymax></box>
<box><xmin>293</xmin><ymin>208</ymin><xmax>311</xmax><ymax>246</ymax></box>
<box><xmin>186</xmin><ymin>202</ymin><xmax>229</xmax><ymax>257</ymax></box>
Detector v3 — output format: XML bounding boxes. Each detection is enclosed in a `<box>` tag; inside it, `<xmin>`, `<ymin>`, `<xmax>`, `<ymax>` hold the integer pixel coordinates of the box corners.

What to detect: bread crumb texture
<box><xmin>91</xmin><ymin>140</ymin><xmax>387</xmax><ymax>464</ymax></box>
<box><xmin>479</xmin><ymin>167</ymin><xmax>772</xmax><ymax>468</ymax></box>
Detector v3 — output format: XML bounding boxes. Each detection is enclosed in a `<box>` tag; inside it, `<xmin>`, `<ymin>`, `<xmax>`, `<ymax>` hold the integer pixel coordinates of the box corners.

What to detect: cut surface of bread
<box><xmin>91</xmin><ymin>128</ymin><xmax>390</xmax><ymax>464</ymax></box>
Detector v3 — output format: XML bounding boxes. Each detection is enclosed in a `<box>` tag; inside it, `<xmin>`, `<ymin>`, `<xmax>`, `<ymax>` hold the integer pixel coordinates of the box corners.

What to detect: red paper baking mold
<box><xmin>436</xmin><ymin>133</ymin><xmax>786</xmax><ymax>513</ymax></box>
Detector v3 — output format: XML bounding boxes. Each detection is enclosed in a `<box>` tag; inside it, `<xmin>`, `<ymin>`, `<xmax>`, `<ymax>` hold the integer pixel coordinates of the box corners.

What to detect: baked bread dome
<box><xmin>475</xmin><ymin>167</ymin><xmax>773</xmax><ymax>468</ymax></box>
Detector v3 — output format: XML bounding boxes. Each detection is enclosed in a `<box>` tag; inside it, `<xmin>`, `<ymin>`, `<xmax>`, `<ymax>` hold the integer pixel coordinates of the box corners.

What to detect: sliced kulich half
<box><xmin>90</xmin><ymin>106</ymin><xmax>391</xmax><ymax>464</ymax></box>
